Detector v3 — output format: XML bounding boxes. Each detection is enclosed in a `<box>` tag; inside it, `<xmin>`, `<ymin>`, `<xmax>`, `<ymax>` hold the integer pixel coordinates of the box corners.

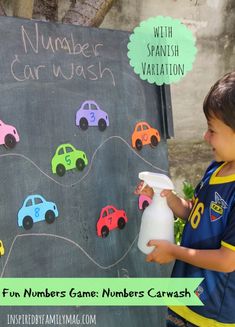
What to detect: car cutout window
<box><xmin>58</xmin><ymin>148</ymin><xmax>64</xmax><ymax>156</ymax></box>
<box><xmin>83</xmin><ymin>103</ymin><xmax>89</xmax><ymax>110</ymax></box>
<box><xmin>66</xmin><ymin>147</ymin><xmax>73</xmax><ymax>153</ymax></box>
<box><xmin>25</xmin><ymin>199</ymin><xmax>33</xmax><ymax>207</ymax></box>
<box><xmin>108</xmin><ymin>208</ymin><xmax>114</xmax><ymax>214</ymax></box>
<box><xmin>137</xmin><ymin>125</ymin><xmax>141</xmax><ymax>132</ymax></box>
<box><xmin>35</xmin><ymin>197</ymin><xmax>43</xmax><ymax>205</ymax></box>
<box><xmin>90</xmin><ymin>103</ymin><xmax>98</xmax><ymax>110</ymax></box>
<box><xmin>143</xmin><ymin>124</ymin><xmax>149</xmax><ymax>130</ymax></box>
<box><xmin>102</xmin><ymin>210</ymin><xmax>107</xmax><ymax>218</ymax></box>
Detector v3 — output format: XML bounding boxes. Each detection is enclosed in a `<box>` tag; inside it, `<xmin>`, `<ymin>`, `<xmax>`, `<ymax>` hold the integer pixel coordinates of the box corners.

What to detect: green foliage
<box><xmin>174</xmin><ymin>217</ymin><xmax>185</xmax><ymax>245</ymax></box>
<box><xmin>182</xmin><ymin>181</ymin><xmax>195</xmax><ymax>201</ymax></box>
<box><xmin>174</xmin><ymin>181</ymin><xmax>194</xmax><ymax>245</ymax></box>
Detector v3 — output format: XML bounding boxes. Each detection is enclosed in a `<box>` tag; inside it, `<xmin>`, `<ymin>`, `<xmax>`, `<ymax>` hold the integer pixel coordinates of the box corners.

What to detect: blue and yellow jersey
<box><xmin>170</xmin><ymin>161</ymin><xmax>235</xmax><ymax>326</ymax></box>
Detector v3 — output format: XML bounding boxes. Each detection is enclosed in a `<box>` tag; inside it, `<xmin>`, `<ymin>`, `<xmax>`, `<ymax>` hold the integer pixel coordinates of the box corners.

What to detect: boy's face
<box><xmin>204</xmin><ymin>115</ymin><xmax>235</xmax><ymax>162</ymax></box>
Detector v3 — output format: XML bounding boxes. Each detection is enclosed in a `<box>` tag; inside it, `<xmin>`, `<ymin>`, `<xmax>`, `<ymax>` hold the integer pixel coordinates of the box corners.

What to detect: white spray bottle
<box><xmin>137</xmin><ymin>171</ymin><xmax>175</xmax><ymax>254</ymax></box>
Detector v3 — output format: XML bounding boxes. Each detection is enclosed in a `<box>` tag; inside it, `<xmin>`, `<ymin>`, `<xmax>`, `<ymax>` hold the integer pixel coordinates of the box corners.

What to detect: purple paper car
<box><xmin>75</xmin><ymin>100</ymin><xmax>109</xmax><ymax>131</ymax></box>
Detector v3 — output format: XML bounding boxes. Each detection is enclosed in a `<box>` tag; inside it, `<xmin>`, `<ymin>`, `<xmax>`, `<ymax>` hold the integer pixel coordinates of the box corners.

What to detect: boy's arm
<box><xmin>135</xmin><ymin>182</ymin><xmax>192</xmax><ymax>220</ymax></box>
<box><xmin>146</xmin><ymin>240</ymin><xmax>235</xmax><ymax>273</ymax></box>
<box><xmin>161</xmin><ymin>190</ymin><xmax>192</xmax><ymax>220</ymax></box>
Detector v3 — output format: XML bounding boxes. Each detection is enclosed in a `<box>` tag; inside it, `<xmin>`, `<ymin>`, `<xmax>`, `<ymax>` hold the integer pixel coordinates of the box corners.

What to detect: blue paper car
<box><xmin>18</xmin><ymin>195</ymin><xmax>59</xmax><ymax>230</ymax></box>
<box><xmin>75</xmin><ymin>100</ymin><xmax>109</xmax><ymax>131</ymax></box>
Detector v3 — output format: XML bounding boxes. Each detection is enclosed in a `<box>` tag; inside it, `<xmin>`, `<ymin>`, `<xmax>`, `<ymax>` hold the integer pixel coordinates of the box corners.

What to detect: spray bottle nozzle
<box><xmin>138</xmin><ymin>171</ymin><xmax>174</xmax><ymax>192</ymax></box>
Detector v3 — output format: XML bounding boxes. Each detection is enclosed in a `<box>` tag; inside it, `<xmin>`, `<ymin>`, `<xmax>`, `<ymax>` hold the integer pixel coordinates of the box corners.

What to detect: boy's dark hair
<box><xmin>203</xmin><ymin>71</ymin><xmax>235</xmax><ymax>130</ymax></box>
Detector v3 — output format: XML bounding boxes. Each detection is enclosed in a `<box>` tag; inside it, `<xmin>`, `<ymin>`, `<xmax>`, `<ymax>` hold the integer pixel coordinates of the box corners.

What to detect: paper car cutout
<box><xmin>76</xmin><ymin>100</ymin><xmax>109</xmax><ymax>131</ymax></box>
<box><xmin>51</xmin><ymin>143</ymin><xmax>88</xmax><ymax>177</ymax></box>
<box><xmin>138</xmin><ymin>194</ymin><xmax>152</xmax><ymax>210</ymax></box>
<box><xmin>0</xmin><ymin>240</ymin><xmax>5</xmax><ymax>256</ymax></box>
<box><xmin>18</xmin><ymin>194</ymin><xmax>59</xmax><ymax>230</ymax></box>
<box><xmin>0</xmin><ymin>119</ymin><xmax>20</xmax><ymax>148</ymax></box>
<box><xmin>96</xmin><ymin>205</ymin><xmax>128</xmax><ymax>238</ymax></box>
<box><xmin>131</xmin><ymin>121</ymin><xmax>160</xmax><ymax>151</ymax></box>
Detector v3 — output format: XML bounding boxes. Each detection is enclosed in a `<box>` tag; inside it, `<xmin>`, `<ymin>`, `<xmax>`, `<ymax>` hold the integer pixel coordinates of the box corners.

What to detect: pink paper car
<box><xmin>0</xmin><ymin>120</ymin><xmax>20</xmax><ymax>148</ymax></box>
<box><xmin>138</xmin><ymin>195</ymin><xmax>152</xmax><ymax>210</ymax></box>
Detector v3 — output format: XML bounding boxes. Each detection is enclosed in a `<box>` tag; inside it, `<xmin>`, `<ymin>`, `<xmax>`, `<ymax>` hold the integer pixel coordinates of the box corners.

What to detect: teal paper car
<box><xmin>18</xmin><ymin>194</ymin><xmax>59</xmax><ymax>230</ymax></box>
<box><xmin>51</xmin><ymin>143</ymin><xmax>88</xmax><ymax>176</ymax></box>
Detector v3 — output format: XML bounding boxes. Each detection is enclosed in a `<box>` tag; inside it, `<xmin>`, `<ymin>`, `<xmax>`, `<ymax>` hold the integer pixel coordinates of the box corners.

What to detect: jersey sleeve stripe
<box><xmin>168</xmin><ymin>305</ymin><xmax>235</xmax><ymax>326</ymax></box>
<box><xmin>221</xmin><ymin>240</ymin><xmax>235</xmax><ymax>251</ymax></box>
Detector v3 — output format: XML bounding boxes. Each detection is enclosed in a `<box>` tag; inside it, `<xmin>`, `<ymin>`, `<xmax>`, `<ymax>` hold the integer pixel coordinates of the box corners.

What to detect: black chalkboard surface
<box><xmin>0</xmin><ymin>16</ymin><xmax>173</xmax><ymax>326</ymax></box>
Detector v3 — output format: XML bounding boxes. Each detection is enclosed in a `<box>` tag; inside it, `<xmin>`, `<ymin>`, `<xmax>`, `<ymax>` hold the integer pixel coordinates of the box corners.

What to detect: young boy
<box><xmin>135</xmin><ymin>72</ymin><xmax>235</xmax><ymax>326</ymax></box>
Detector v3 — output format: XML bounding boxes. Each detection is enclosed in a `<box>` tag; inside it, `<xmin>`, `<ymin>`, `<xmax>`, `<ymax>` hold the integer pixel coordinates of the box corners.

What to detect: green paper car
<box><xmin>51</xmin><ymin>143</ymin><xmax>88</xmax><ymax>177</ymax></box>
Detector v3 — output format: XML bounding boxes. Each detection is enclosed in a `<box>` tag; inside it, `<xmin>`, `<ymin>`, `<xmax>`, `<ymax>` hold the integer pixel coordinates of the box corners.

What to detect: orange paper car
<box><xmin>131</xmin><ymin>121</ymin><xmax>160</xmax><ymax>150</ymax></box>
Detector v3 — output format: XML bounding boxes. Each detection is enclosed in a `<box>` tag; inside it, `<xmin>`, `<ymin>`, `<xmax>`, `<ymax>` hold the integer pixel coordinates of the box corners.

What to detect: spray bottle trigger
<box><xmin>139</xmin><ymin>181</ymin><xmax>147</xmax><ymax>192</ymax></box>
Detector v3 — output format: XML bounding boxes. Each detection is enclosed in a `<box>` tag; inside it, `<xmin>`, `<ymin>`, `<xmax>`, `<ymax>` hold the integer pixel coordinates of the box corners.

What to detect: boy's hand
<box><xmin>160</xmin><ymin>189</ymin><xmax>173</xmax><ymax>198</ymax></box>
<box><xmin>134</xmin><ymin>180</ymin><xmax>154</xmax><ymax>198</ymax></box>
<box><xmin>146</xmin><ymin>240</ymin><xmax>175</xmax><ymax>264</ymax></box>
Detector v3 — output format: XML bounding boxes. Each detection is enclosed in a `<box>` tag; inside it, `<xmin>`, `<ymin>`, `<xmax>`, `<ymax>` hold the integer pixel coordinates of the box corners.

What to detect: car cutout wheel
<box><xmin>45</xmin><ymin>210</ymin><xmax>55</xmax><ymax>224</ymax></box>
<box><xmin>101</xmin><ymin>226</ymin><xmax>109</xmax><ymax>238</ymax></box>
<box><xmin>142</xmin><ymin>200</ymin><xmax>149</xmax><ymax>210</ymax></box>
<box><xmin>135</xmin><ymin>139</ymin><xmax>142</xmax><ymax>151</ymax></box>
<box><xmin>98</xmin><ymin>118</ymin><xmax>107</xmax><ymax>131</ymax></box>
<box><xmin>23</xmin><ymin>216</ymin><xmax>33</xmax><ymax>230</ymax></box>
<box><xmin>150</xmin><ymin>135</ymin><xmax>158</xmax><ymax>147</ymax></box>
<box><xmin>4</xmin><ymin>134</ymin><xmax>16</xmax><ymax>149</ymax></box>
<box><xmin>80</xmin><ymin>118</ymin><xmax>88</xmax><ymax>130</ymax></box>
<box><xmin>118</xmin><ymin>217</ymin><xmax>126</xmax><ymax>229</ymax></box>
<box><xmin>76</xmin><ymin>158</ymin><xmax>85</xmax><ymax>171</ymax></box>
<box><xmin>56</xmin><ymin>164</ymin><xmax>66</xmax><ymax>176</ymax></box>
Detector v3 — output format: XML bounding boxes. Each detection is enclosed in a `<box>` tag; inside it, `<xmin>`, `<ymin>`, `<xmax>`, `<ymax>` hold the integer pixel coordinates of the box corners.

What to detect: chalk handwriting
<box><xmin>21</xmin><ymin>23</ymin><xmax>103</xmax><ymax>56</ymax></box>
<box><xmin>10</xmin><ymin>22</ymin><xmax>116</xmax><ymax>86</ymax></box>
<box><xmin>11</xmin><ymin>55</ymin><xmax>115</xmax><ymax>85</ymax></box>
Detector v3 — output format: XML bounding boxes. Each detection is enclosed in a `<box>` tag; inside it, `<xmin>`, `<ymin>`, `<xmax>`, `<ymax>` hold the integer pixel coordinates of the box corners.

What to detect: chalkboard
<box><xmin>0</xmin><ymin>16</ymin><xmax>173</xmax><ymax>326</ymax></box>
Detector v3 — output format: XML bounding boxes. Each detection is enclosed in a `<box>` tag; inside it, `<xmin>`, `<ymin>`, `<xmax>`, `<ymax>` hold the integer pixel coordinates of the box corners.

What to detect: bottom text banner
<box><xmin>0</xmin><ymin>278</ymin><xmax>203</xmax><ymax>306</ymax></box>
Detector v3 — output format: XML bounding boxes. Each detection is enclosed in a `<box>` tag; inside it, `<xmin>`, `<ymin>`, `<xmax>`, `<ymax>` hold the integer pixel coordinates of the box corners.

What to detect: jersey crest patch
<box><xmin>195</xmin><ymin>285</ymin><xmax>204</xmax><ymax>298</ymax></box>
<box><xmin>210</xmin><ymin>192</ymin><xmax>228</xmax><ymax>222</ymax></box>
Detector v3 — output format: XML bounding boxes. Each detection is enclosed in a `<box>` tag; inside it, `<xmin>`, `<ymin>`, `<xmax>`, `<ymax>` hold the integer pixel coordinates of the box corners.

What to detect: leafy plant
<box><xmin>182</xmin><ymin>180</ymin><xmax>195</xmax><ymax>200</ymax></box>
<box><xmin>174</xmin><ymin>181</ymin><xmax>194</xmax><ymax>244</ymax></box>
